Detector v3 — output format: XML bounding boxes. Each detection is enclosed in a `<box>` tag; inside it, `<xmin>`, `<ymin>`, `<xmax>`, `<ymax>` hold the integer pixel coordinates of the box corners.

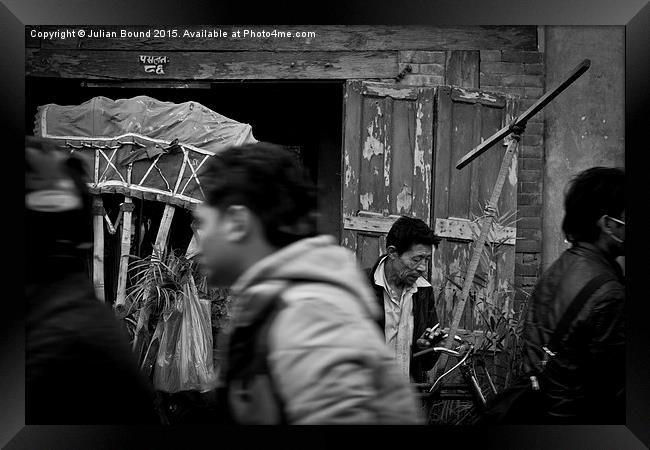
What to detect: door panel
<box><xmin>432</xmin><ymin>86</ymin><xmax>518</xmax><ymax>333</ymax></box>
<box><xmin>342</xmin><ymin>81</ymin><xmax>435</xmax><ymax>270</ymax></box>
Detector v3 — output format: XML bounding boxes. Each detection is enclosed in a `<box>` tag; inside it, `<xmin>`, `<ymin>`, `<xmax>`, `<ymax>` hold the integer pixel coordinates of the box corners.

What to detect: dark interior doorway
<box><xmin>25</xmin><ymin>78</ymin><xmax>344</xmax><ymax>240</ymax></box>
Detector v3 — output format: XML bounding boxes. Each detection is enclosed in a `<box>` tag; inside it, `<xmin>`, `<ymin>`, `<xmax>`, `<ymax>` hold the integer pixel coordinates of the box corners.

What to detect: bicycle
<box><xmin>412</xmin><ymin>324</ymin><xmax>499</xmax><ymax>425</ymax></box>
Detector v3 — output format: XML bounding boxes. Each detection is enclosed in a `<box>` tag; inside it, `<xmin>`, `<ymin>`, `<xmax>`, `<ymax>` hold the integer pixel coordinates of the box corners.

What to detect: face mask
<box><xmin>608</xmin><ymin>232</ymin><xmax>624</xmax><ymax>244</ymax></box>
<box><xmin>605</xmin><ymin>215</ymin><xmax>625</xmax><ymax>245</ymax></box>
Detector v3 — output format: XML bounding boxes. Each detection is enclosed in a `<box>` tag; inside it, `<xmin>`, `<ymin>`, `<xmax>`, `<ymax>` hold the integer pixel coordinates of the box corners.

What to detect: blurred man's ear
<box><xmin>223</xmin><ymin>205</ymin><xmax>253</xmax><ymax>243</ymax></box>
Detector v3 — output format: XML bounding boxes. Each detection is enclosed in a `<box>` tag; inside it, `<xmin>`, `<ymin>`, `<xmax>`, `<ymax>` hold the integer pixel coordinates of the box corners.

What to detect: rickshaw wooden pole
<box><xmin>114</xmin><ymin>163</ymin><xmax>135</xmax><ymax>313</ymax></box>
<box><xmin>91</xmin><ymin>195</ymin><xmax>106</xmax><ymax>302</ymax></box>
<box><xmin>132</xmin><ymin>203</ymin><xmax>176</xmax><ymax>359</ymax></box>
<box><xmin>114</xmin><ymin>197</ymin><xmax>134</xmax><ymax>312</ymax></box>
<box><xmin>154</xmin><ymin>204</ymin><xmax>176</xmax><ymax>257</ymax></box>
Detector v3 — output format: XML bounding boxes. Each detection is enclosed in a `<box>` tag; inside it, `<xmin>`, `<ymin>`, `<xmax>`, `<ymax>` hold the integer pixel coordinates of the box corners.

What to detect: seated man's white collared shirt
<box><xmin>374</xmin><ymin>256</ymin><xmax>431</xmax><ymax>382</ymax></box>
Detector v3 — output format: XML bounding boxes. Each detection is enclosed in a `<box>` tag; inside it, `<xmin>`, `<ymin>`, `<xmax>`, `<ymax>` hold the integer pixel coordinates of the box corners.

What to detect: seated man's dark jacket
<box><xmin>523</xmin><ymin>242</ymin><xmax>625</xmax><ymax>424</ymax></box>
<box><xmin>365</xmin><ymin>257</ymin><xmax>439</xmax><ymax>383</ymax></box>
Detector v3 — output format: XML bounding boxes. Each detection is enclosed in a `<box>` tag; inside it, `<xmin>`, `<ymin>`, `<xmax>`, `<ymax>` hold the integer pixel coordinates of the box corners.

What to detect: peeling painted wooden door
<box><xmin>341</xmin><ymin>81</ymin><xmax>435</xmax><ymax>270</ymax></box>
<box><xmin>431</xmin><ymin>86</ymin><xmax>518</xmax><ymax>334</ymax></box>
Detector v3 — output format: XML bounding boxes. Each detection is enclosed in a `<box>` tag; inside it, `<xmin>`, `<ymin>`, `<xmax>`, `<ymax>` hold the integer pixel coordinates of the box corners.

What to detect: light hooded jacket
<box><xmin>218</xmin><ymin>235</ymin><xmax>423</xmax><ymax>424</ymax></box>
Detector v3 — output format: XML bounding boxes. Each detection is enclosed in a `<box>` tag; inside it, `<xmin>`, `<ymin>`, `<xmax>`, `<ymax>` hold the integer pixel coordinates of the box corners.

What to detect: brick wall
<box><xmin>395</xmin><ymin>49</ymin><xmax>546</xmax><ymax>306</ymax></box>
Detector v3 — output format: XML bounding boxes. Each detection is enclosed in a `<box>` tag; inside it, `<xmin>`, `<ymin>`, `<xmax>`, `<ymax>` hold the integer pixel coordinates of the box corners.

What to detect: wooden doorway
<box><xmin>341</xmin><ymin>80</ymin><xmax>519</xmax><ymax>339</ymax></box>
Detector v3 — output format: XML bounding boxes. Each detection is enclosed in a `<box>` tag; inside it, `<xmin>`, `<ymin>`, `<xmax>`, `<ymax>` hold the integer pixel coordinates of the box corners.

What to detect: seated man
<box><xmin>366</xmin><ymin>216</ymin><xmax>441</xmax><ymax>384</ymax></box>
<box><xmin>195</xmin><ymin>142</ymin><xmax>421</xmax><ymax>424</ymax></box>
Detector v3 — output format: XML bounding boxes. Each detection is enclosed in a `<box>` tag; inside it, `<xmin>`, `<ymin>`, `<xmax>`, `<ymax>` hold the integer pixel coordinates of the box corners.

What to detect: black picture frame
<box><xmin>3</xmin><ymin>0</ymin><xmax>648</xmax><ymax>448</ymax></box>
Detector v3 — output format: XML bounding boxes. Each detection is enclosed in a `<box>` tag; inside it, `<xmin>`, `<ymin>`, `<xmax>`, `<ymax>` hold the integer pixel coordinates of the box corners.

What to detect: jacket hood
<box><xmin>231</xmin><ymin>235</ymin><xmax>380</xmax><ymax>320</ymax></box>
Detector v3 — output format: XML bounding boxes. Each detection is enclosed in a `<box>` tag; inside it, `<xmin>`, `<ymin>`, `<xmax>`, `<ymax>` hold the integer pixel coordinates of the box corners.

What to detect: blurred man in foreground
<box><xmin>25</xmin><ymin>136</ymin><xmax>158</xmax><ymax>424</ymax></box>
<box><xmin>195</xmin><ymin>142</ymin><xmax>421</xmax><ymax>424</ymax></box>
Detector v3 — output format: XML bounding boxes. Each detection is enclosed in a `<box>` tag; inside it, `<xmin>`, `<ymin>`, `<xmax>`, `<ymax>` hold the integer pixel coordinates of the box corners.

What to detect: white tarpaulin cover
<box><xmin>33</xmin><ymin>95</ymin><xmax>257</xmax><ymax>208</ymax></box>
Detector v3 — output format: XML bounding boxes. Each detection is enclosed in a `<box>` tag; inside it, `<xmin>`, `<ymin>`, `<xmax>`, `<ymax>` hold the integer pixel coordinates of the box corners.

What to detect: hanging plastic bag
<box><xmin>154</xmin><ymin>279</ymin><xmax>217</xmax><ymax>393</ymax></box>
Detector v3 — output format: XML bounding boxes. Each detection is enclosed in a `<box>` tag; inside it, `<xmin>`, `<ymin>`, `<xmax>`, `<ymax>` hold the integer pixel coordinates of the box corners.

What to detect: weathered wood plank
<box><xmin>412</xmin><ymin>88</ymin><xmax>435</xmax><ymax>225</ymax></box>
<box><xmin>445</xmin><ymin>50</ymin><xmax>480</xmax><ymax>88</ymax></box>
<box><xmin>448</xmin><ymin>102</ymin><xmax>474</xmax><ymax>218</ymax></box>
<box><xmin>28</xmin><ymin>25</ymin><xmax>538</xmax><ymax>52</ymax></box>
<box><xmin>362</xmin><ymin>82</ymin><xmax>419</xmax><ymax>100</ymax></box>
<box><xmin>451</xmin><ymin>87</ymin><xmax>506</xmax><ymax>108</ymax></box>
<box><xmin>82</xmin><ymin>81</ymin><xmax>212</xmax><ymax>89</ymax></box>
<box><xmin>391</xmin><ymin>99</ymin><xmax>415</xmax><ymax>215</ymax></box>
<box><xmin>358</xmin><ymin>233</ymin><xmax>382</xmax><ymax>271</ymax></box>
<box><xmin>341</xmin><ymin>229</ymin><xmax>358</xmax><ymax>254</ymax></box>
<box><xmin>469</xmin><ymin>104</ymin><xmax>483</xmax><ymax>218</ymax></box>
<box><xmin>383</xmin><ymin>97</ymin><xmax>394</xmax><ymax>212</ymax></box>
<box><xmin>434</xmin><ymin>218</ymin><xmax>516</xmax><ymax>245</ymax></box>
<box><xmin>343</xmin><ymin>213</ymin><xmax>402</xmax><ymax>234</ymax></box>
<box><xmin>26</xmin><ymin>49</ymin><xmax>398</xmax><ymax>80</ymax></box>
<box><xmin>433</xmin><ymin>86</ymin><xmax>452</xmax><ymax>222</ymax></box>
<box><xmin>342</xmin><ymin>81</ymin><xmax>362</xmax><ymax>220</ymax></box>
<box><xmin>359</xmin><ymin>95</ymin><xmax>386</xmax><ymax>214</ymax></box>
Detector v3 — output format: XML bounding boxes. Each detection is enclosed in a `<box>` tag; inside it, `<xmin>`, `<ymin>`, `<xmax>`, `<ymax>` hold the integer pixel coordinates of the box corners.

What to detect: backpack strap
<box><xmin>252</xmin><ymin>293</ymin><xmax>289</xmax><ymax>424</ymax></box>
<box><xmin>545</xmin><ymin>273</ymin><xmax>616</xmax><ymax>355</ymax></box>
<box><xmin>224</xmin><ymin>281</ymin><xmax>291</xmax><ymax>424</ymax></box>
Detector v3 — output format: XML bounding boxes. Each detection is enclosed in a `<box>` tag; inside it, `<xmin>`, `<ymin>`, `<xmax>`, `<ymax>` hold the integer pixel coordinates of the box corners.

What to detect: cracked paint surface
<box><xmin>456</xmin><ymin>88</ymin><xmax>498</xmax><ymax>103</ymax></box>
<box><xmin>396</xmin><ymin>184</ymin><xmax>412</xmax><ymax>213</ymax></box>
<box><xmin>413</xmin><ymin>101</ymin><xmax>432</xmax><ymax>207</ymax></box>
<box><xmin>362</xmin><ymin>118</ymin><xmax>384</xmax><ymax>161</ymax></box>
<box><xmin>508</xmin><ymin>148</ymin><xmax>518</xmax><ymax>186</ymax></box>
<box><xmin>360</xmin><ymin>192</ymin><xmax>374</xmax><ymax>210</ymax></box>
<box><xmin>344</xmin><ymin>151</ymin><xmax>353</xmax><ymax>187</ymax></box>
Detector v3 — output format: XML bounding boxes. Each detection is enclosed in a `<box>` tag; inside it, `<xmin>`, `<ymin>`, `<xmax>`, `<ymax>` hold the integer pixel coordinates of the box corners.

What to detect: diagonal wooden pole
<box><xmin>430</xmin><ymin>59</ymin><xmax>591</xmax><ymax>384</ymax></box>
<box><xmin>431</xmin><ymin>132</ymin><xmax>521</xmax><ymax>382</ymax></box>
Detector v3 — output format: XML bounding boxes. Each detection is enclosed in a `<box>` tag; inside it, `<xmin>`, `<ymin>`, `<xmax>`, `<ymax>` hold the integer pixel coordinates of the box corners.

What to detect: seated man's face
<box><xmin>393</xmin><ymin>243</ymin><xmax>433</xmax><ymax>286</ymax></box>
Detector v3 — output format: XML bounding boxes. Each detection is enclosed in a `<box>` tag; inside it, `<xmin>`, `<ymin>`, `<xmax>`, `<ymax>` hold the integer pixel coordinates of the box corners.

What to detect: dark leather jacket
<box><xmin>366</xmin><ymin>257</ymin><xmax>440</xmax><ymax>383</ymax></box>
<box><xmin>523</xmin><ymin>242</ymin><xmax>625</xmax><ymax>423</ymax></box>
<box><xmin>26</xmin><ymin>255</ymin><xmax>159</xmax><ymax>424</ymax></box>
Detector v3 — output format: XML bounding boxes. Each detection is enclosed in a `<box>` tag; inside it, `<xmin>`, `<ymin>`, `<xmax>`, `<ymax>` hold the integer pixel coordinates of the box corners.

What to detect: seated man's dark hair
<box><xmin>386</xmin><ymin>216</ymin><xmax>441</xmax><ymax>255</ymax></box>
<box><xmin>199</xmin><ymin>142</ymin><xmax>318</xmax><ymax>248</ymax></box>
<box><xmin>562</xmin><ymin>166</ymin><xmax>625</xmax><ymax>244</ymax></box>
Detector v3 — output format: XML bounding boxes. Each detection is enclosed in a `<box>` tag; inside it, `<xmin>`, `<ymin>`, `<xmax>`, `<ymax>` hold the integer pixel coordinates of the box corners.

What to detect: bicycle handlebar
<box><xmin>412</xmin><ymin>342</ymin><xmax>472</xmax><ymax>359</ymax></box>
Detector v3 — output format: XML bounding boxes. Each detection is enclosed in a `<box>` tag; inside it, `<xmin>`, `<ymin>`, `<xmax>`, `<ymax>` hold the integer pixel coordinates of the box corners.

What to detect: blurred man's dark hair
<box><xmin>200</xmin><ymin>142</ymin><xmax>318</xmax><ymax>248</ymax></box>
<box><xmin>386</xmin><ymin>216</ymin><xmax>441</xmax><ymax>255</ymax></box>
<box><xmin>562</xmin><ymin>167</ymin><xmax>625</xmax><ymax>244</ymax></box>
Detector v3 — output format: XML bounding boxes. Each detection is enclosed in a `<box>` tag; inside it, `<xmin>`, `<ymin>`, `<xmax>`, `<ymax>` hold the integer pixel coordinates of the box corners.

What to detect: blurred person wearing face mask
<box><xmin>365</xmin><ymin>216</ymin><xmax>442</xmax><ymax>384</ymax></box>
<box><xmin>523</xmin><ymin>166</ymin><xmax>625</xmax><ymax>424</ymax></box>
<box><xmin>25</xmin><ymin>136</ymin><xmax>159</xmax><ymax>424</ymax></box>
